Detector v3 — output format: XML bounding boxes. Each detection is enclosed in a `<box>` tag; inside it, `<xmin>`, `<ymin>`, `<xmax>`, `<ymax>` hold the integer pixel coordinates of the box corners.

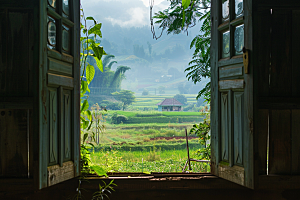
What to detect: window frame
<box><xmin>218</xmin><ymin>0</ymin><xmax>244</xmax><ymax>60</ymax></box>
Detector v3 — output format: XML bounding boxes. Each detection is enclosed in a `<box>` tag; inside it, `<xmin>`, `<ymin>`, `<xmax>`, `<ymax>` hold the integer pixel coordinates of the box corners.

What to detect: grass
<box><xmin>87</xmin><ymin>110</ymin><xmax>209</xmax><ymax>174</ymax></box>
<box><xmin>106</xmin><ymin>110</ymin><xmax>204</xmax><ymax>117</ymax></box>
<box><xmin>90</xmin><ymin>149</ymin><xmax>210</xmax><ymax>173</ymax></box>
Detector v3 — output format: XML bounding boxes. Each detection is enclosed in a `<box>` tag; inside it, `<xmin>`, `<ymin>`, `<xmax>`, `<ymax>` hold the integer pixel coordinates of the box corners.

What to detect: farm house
<box><xmin>1</xmin><ymin>0</ymin><xmax>300</xmax><ymax>199</ymax></box>
<box><xmin>156</xmin><ymin>98</ymin><xmax>183</xmax><ymax>111</ymax></box>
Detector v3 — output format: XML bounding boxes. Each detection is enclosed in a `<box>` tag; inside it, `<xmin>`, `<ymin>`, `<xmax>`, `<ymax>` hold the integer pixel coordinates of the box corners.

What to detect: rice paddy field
<box><xmin>88</xmin><ymin>110</ymin><xmax>210</xmax><ymax>174</ymax></box>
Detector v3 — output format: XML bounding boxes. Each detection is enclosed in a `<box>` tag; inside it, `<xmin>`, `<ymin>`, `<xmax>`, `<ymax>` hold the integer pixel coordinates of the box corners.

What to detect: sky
<box><xmin>81</xmin><ymin>0</ymin><xmax>169</xmax><ymax>27</ymax></box>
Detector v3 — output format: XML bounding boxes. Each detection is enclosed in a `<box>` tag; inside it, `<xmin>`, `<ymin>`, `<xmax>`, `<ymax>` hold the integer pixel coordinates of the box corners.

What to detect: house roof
<box><xmin>156</xmin><ymin>98</ymin><xmax>183</xmax><ymax>106</ymax></box>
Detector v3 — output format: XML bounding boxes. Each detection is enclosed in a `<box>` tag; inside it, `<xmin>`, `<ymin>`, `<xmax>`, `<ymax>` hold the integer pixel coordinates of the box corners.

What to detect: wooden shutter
<box><xmin>39</xmin><ymin>0</ymin><xmax>80</xmax><ymax>189</ymax></box>
<box><xmin>210</xmin><ymin>0</ymin><xmax>254</xmax><ymax>188</ymax></box>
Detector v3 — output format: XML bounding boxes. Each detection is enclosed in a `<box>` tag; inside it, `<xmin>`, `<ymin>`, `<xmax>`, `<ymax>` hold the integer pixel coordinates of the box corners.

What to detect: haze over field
<box><xmin>82</xmin><ymin>0</ymin><xmax>208</xmax><ymax>98</ymax></box>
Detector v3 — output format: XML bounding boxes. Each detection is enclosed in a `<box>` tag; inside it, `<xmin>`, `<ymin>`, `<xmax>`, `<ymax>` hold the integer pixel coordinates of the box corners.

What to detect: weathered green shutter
<box><xmin>210</xmin><ymin>0</ymin><xmax>254</xmax><ymax>189</ymax></box>
<box><xmin>39</xmin><ymin>0</ymin><xmax>80</xmax><ymax>189</ymax></box>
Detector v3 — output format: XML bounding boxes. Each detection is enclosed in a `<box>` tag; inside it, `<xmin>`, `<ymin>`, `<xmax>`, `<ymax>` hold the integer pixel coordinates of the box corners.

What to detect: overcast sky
<box><xmin>81</xmin><ymin>0</ymin><xmax>169</xmax><ymax>27</ymax></box>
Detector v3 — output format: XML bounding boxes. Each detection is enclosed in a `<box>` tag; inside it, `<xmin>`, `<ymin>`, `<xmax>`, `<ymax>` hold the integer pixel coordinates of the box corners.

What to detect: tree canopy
<box><xmin>112</xmin><ymin>90</ymin><xmax>136</xmax><ymax>110</ymax></box>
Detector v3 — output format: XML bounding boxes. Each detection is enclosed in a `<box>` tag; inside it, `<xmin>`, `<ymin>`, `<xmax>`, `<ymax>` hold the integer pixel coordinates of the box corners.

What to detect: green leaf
<box><xmin>86</xmin><ymin>110</ymin><xmax>92</xmax><ymax>121</ymax></box>
<box><xmin>86</xmin><ymin>16</ymin><xmax>95</xmax><ymax>21</ymax></box>
<box><xmin>92</xmin><ymin>44</ymin><xmax>105</xmax><ymax>61</ymax></box>
<box><xmin>88</xmin><ymin>23</ymin><xmax>102</xmax><ymax>38</ymax></box>
<box><xmin>86</xmin><ymin>64</ymin><xmax>95</xmax><ymax>84</ymax></box>
<box><xmin>83</xmin><ymin>133</ymin><xmax>89</xmax><ymax>143</ymax></box>
<box><xmin>81</xmin><ymin>80</ymin><xmax>88</xmax><ymax>94</ymax></box>
<box><xmin>83</xmin><ymin>121</ymin><xmax>89</xmax><ymax>130</ymax></box>
<box><xmin>81</xmin><ymin>100</ymin><xmax>89</xmax><ymax>112</ymax></box>
<box><xmin>96</xmin><ymin>57</ymin><xmax>103</xmax><ymax>72</ymax></box>
<box><xmin>182</xmin><ymin>0</ymin><xmax>191</xmax><ymax>9</ymax></box>
<box><xmin>90</xmin><ymin>165</ymin><xmax>108</xmax><ymax>177</ymax></box>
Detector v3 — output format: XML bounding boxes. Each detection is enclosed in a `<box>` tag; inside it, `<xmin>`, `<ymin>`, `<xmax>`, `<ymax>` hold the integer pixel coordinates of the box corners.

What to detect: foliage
<box><xmin>92</xmin><ymin>180</ymin><xmax>117</xmax><ymax>200</ymax></box>
<box><xmin>173</xmin><ymin>94</ymin><xmax>187</xmax><ymax>105</ymax></box>
<box><xmin>154</xmin><ymin>0</ymin><xmax>211</xmax><ymax>102</ymax></box>
<box><xmin>189</xmin><ymin>113</ymin><xmax>211</xmax><ymax>160</ymax></box>
<box><xmin>111</xmin><ymin>112</ymin><xmax>128</xmax><ymax>124</ymax></box>
<box><xmin>111</xmin><ymin>90</ymin><xmax>136</xmax><ymax>111</ymax></box>
<box><xmin>100</xmin><ymin>100</ymin><xmax>122</xmax><ymax>110</ymax></box>
<box><xmin>80</xmin><ymin>12</ymin><xmax>107</xmax><ymax>176</ymax></box>
<box><xmin>91</xmin><ymin>149</ymin><xmax>210</xmax><ymax>173</ymax></box>
<box><xmin>90</xmin><ymin>54</ymin><xmax>131</xmax><ymax>95</ymax></box>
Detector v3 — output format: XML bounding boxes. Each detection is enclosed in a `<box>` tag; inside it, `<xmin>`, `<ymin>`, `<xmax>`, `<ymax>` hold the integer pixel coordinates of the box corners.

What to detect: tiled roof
<box><xmin>156</xmin><ymin>98</ymin><xmax>183</xmax><ymax>106</ymax></box>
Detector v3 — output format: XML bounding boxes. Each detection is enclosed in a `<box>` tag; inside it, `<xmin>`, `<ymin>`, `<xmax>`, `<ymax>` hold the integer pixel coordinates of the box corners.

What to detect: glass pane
<box><xmin>47</xmin><ymin>17</ymin><xmax>56</xmax><ymax>49</ymax></box>
<box><xmin>62</xmin><ymin>26</ymin><xmax>70</xmax><ymax>52</ymax></box>
<box><xmin>222</xmin><ymin>31</ymin><xmax>230</xmax><ymax>58</ymax></box>
<box><xmin>222</xmin><ymin>0</ymin><xmax>229</xmax><ymax>21</ymax></box>
<box><xmin>234</xmin><ymin>24</ymin><xmax>244</xmax><ymax>55</ymax></box>
<box><xmin>48</xmin><ymin>0</ymin><xmax>56</xmax><ymax>8</ymax></box>
<box><xmin>63</xmin><ymin>0</ymin><xmax>69</xmax><ymax>16</ymax></box>
<box><xmin>235</xmin><ymin>0</ymin><xmax>243</xmax><ymax>18</ymax></box>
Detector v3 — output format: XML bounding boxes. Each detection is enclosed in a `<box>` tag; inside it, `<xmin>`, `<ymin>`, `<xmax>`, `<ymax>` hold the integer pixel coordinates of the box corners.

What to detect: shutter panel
<box><xmin>210</xmin><ymin>0</ymin><xmax>254</xmax><ymax>188</ymax></box>
<box><xmin>39</xmin><ymin>0</ymin><xmax>80</xmax><ymax>189</ymax></box>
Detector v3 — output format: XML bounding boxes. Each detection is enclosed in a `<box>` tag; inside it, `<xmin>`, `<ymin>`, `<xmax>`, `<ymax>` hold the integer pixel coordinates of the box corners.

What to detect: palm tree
<box><xmin>90</xmin><ymin>55</ymin><xmax>131</xmax><ymax>95</ymax></box>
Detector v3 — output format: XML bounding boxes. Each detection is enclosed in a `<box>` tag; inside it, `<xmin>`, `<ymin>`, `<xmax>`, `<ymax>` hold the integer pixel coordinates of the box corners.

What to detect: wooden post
<box><xmin>185</xmin><ymin>128</ymin><xmax>192</xmax><ymax>171</ymax></box>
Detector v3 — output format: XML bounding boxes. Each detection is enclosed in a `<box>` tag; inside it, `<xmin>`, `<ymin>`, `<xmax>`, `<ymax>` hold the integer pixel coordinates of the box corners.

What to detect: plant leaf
<box><xmin>182</xmin><ymin>0</ymin><xmax>191</xmax><ymax>9</ymax></box>
<box><xmin>86</xmin><ymin>64</ymin><xmax>95</xmax><ymax>84</ymax></box>
<box><xmin>81</xmin><ymin>99</ymin><xmax>89</xmax><ymax>112</ymax></box>
<box><xmin>96</xmin><ymin>57</ymin><xmax>103</xmax><ymax>72</ymax></box>
<box><xmin>85</xmin><ymin>110</ymin><xmax>92</xmax><ymax>121</ymax></box>
<box><xmin>88</xmin><ymin>23</ymin><xmax>102</xmax><ymax>38</ymax></box>
<box><xmin>90</xmin><ymin>165</ymin><xmax>108</xmax><ymax>177</ymax></box>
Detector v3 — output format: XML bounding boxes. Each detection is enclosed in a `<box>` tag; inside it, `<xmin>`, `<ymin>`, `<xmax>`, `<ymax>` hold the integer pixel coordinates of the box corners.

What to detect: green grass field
<box><xmin>90</xmin><ymin>149</ymin><xmax>210</xmax><ymax>173</ymax></box>
<box><xmin>88</xmin><ymin>110</ymin><xmax>209</xmax><ymax>174</ymax></box>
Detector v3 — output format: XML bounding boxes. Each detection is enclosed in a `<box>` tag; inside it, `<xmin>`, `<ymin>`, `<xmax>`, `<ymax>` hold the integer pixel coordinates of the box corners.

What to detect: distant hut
<box><xmin>156</xmin><ymin>98</ymin><xmax>183</xmax><ymax>111</ymax></box>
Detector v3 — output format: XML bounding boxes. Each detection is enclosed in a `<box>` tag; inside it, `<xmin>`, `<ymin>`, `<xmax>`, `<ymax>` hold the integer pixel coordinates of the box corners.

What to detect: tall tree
<box><xmin>90</xmin><ymin>54</ymin><xmax>130</xmax><ymax>95</ymax></box>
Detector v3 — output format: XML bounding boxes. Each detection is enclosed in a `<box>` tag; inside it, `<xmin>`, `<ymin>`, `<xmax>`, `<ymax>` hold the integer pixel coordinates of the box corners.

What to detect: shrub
<box><xmin>111</xmin><ymin>112</ymin><xmax>128</xmax><ymax>124</ymax></box>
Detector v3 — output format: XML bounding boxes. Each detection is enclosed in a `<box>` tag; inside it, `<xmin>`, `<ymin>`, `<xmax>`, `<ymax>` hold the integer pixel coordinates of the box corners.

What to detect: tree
<box><xmin>174</xmin><ymin>94</ymin><xmax>187</xmax><ymax>105</ymax></box>
<box><xmin>112</xmin><ymin>90</ymin><xmax>136</xmax><ymax>111</ymax></box>
<box><xmin>154</xmin><ymin>0</ymin><xmax>211</xmax><ymax>102</ymax></box>
<box><xmin>90</xmin><ymin>54</ymin><xmax>131</xmax><ymax>95</ymax></box>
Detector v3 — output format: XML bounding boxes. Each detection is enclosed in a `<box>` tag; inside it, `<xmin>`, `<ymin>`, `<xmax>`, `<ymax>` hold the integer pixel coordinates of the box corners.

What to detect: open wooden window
<box><xmin>211</xmin><ymin>0</ymin><xmax>300</xmax><ymax>190</ymax></box>
<box><xmin>38</xmin><ymin>0</ymin><xmax>81</xmax><ymax>189</ymax></box>
<box><xmin>211</xmin><ymin>0</ymin><xmax>254</xmax><ymax>189</ymax></box>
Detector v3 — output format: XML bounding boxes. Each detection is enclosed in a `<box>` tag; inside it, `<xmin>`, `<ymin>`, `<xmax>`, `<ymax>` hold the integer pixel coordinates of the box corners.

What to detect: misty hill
<box><xmin>90</xmin><ymin>21</ymin><xmax>206</xmax><ymax>98</ymax></box>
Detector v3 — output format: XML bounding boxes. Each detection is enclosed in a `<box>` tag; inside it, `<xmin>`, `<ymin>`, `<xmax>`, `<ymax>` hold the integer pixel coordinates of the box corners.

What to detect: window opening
<box><xmin>62</xmin><ymin>0</ymin><xmax>69</xmax><ymax>18</ymax></box>
<box><xmin>235</xmin><ymin>0</ymin><xmax>243</xmax><ymax>18</ymax></box>
<box><xmin>62</xmin><ymin>24</ymin><xmax>70</xmax><ymax>52</ymax></box>
<box><xmin>81</xmin><ymin>0</ymin><xmax>211</xmax><ymax>175</ymax></box>
<box><xmin>47</xmin><ymin>16</ymin><xmax>56</xmax><ymax>49</ymax></box>
<box><xmin>222</xmin><ymin>0</ymin><xmax>230</xmax><ymax>21</ymax></box>
<box><xmin>222</xmin><ymin>31</ymin><xmax>230</xmax><ymax>58</ymax></box>
<box><xmin>234</xmin><ymin>24</ymin><xmax>244</xmax><ymax>55</ymax></box>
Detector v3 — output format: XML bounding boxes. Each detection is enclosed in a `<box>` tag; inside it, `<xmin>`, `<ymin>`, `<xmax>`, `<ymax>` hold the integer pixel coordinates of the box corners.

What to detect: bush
<box><xmin>111</xmin><ymin>112</ymin><xmax>128</xmax><ymax>124</ymax></box>
<box><xmin>100</xmin><ymin>100</ymin><xmax>122</xmax><ymax>110</ymax></box>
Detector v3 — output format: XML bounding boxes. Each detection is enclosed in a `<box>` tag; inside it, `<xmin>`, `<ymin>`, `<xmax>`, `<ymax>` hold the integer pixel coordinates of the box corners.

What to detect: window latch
<box><xmin>243</xmin><ymin>47</ymin><xmax>249</xmax><ymax>74</ymax></box>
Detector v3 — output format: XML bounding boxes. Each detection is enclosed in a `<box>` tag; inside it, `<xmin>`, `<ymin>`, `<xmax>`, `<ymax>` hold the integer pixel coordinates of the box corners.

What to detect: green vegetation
<box><xmin>112</xmin><ymin>90</ymin><xmax>136</xmax><ymax>110</ymax></box>
<box><xmin>104</xmin><ymin>110</ymin><xmax>204</xmax><ymax>124</ymax></box>
<box><xmin>91</xmin><ymin>149</ymin><xmax>210</xmax><ymax>173</ymax></box>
